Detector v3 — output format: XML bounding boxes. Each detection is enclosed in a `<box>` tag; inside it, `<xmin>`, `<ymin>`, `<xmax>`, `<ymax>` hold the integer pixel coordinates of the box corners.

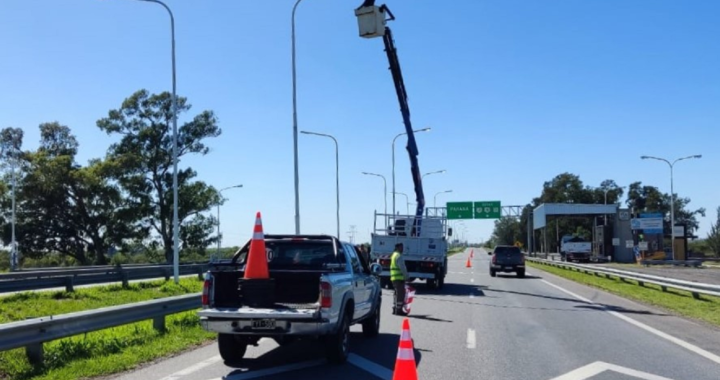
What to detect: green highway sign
<box><xmin>474</xmin><ymin>201</ymin><xmax>501</xmax><ymax>219</ymax></box>
<box><xmin>446</xmin><ymin>202</ymin><xmax>474</xmax><ymax>219</ymax></box>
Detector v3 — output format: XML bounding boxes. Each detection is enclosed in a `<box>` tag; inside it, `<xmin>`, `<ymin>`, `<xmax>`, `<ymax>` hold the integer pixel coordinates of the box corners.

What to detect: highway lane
<box><xmin>107</xmin><ymin>248</ymin><xmax>720</xmax><ymax>380</ymax></box>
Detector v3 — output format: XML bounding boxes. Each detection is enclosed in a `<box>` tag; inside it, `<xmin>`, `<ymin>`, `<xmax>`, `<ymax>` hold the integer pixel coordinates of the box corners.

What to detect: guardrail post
<box><xmin>661</xmin><ymin>285</ymin><xmax>667</xmax><ymax>292</ymax></box>
<box><xmin>164</xmin><ymin>268</ymin><xmax>171</xmax><ymax>281</ymax></box>
<box><xmin>65</xmin><ymin>277</ymin><xmax>75</xmax><ymax>292</ymax></box>
<box><xmin>692</xmin><ymin>292</ymin><xmax>701</xmax><ymax>300</ymax></box>
<box><xmin>637</xmin><ymin>281</ymin><xmax>644</xmax><ymax>287</ymax></box>
<box><xmin>153</xmin><ymin>316</ymin><xmax>166</xmax><ymax>332</ymax></box>
<box><xmin>121</xmin><ymin>270</ymin><xmax>129</xmax><ymax>288</ymax></box>
<box><xmin>26</xmin><ymin>343</ymin><xmax>44</xmax><ymax>366</ymax></box>
<box><xmin>196</xmin><ymin>267</ymin><xmax>203</xmax><ymax>280</ymax></box>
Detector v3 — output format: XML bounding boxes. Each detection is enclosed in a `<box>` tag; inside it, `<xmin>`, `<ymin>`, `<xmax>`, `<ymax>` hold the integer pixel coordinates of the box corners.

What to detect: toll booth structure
<box><xmin>532</xmin><ymin>203</ymin><xmax>633</xmax><ymax>262</ymax></box>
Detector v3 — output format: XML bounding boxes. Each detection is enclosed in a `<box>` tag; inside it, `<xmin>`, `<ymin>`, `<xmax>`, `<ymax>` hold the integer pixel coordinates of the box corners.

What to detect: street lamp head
<box><xmin>640</xmin><ymin>156</ymin><xmax>649</xmax><ymax>159</ymax></box>
<box><xmin>417</xmin><ymin>127</ymin><xmax>431</xmax><ymax>132</ymax></box>
<box><xmin>445</xmin><ymin>190</ymin><xmax>453</xmax><ymax>193</ymax></box>
<box><xmin>693</xmin><ymin>155</ymin><xmax>702</xmax><ymax>159</ymax></box>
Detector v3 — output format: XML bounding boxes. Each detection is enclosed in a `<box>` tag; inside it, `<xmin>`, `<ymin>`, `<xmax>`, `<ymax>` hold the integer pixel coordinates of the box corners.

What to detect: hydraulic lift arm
<box><xmin>356</xmin><ymin>3</ymin><xmax>425</xmax><ymax>234</ymax></box>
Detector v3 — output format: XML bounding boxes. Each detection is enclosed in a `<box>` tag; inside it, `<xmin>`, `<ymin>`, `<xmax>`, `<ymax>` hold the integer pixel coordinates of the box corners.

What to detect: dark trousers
<box><xmin>392</xmin><ymin>280</ymin><xmax>406</xmax><ymax>313</ymax></box>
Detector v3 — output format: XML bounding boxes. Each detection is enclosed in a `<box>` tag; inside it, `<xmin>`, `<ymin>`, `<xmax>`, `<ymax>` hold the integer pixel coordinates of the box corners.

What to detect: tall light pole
<box><xmin>392</xmin><ymin>127</ymin><xmax>430</xmax><ymax>215</ymax></box>
<box><xmin>9</xmin><ymin>159</ymin><xmax>17</xmax><ymax>271</ymax></box>
<box><xmin>422</xmin><ymin>169</ymin><xmax>446</xmax><ymax>179</ymax></box>
<box><xmin>641</xmin><ymin>154</ymin><xmax>702</xmax><ymax>260</ymax></box>
<box><xmin>434</xmin><ymin>190</ymin><xmax>453</xmax><ymax>208</ymax></box>
<box><xmin>362</xmin><ymin>172</ymin><xmax>387</xmax><ymax>227</ymax></box>
<box><xmin>291</xmin><ymin>0</ymin><xmax>305</xmax><ymax>234</ymax></box>
<box><xmin>301</xmin><ymin>131</ymin><xmax>340</xmax><ymax>238</ymax></box>
<box><xmin>393</xmin><ymin>191</ymin><xmax>410</xmax><ymax>215</ymax></box>
<box><xmin>216</xmin><ymin>185</ymin><xmax>243</xmax><ymax>259</ymax></box>
<box><xmin>131</xmin><ymin>0</ymin><xmax>180</xmax><ymax>283</ymax></box>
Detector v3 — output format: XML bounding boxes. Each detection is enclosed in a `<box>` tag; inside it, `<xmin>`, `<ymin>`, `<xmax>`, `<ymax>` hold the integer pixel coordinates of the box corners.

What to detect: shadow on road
<box><xmin>496</xmin><ymin>273</ymin><xmax>543</xmax><ymax>279</ymax></box>
<box><xmin>222</xmin><ymin>331</ymin><xmax>424</xmax><ymax>375</ymax></box>
<box><xmin>574</xmin><ymin>304</ymin><xmax>670</xmax><ymax>316</ymax></box>
<box><xmin>484</xmin><ymin>288</ymin><xmax>589</xmax><ymax>304</ymax></box>
<box><xmin>406</xmin><ymin>314</ymin><xmax>452</xmax><ymax>323</ymax></box>
<box><xmin>418</xmin><ymin>282</ymin><xmax>489</xmax><ymax>296</ymax></box>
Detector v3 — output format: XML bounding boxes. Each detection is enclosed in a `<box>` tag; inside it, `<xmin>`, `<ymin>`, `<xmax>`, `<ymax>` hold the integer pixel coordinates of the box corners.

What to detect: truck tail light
<box><xmin>420</xmin><ymin>262</ymin><xmax>435</xmax><ymax>268</ymax></box>
<box><xmin>320</xmin><ymin>281</ymin><xmax>332</xmax><ymax>308</ymax></box>
<box><xmin>380</xmin><ymin>259</ymin><xmax>390</xmax><ymax>266</ymax></box>
<box><xmin>201</xmin><ymin>273</ymin><xmax>213</xmax><ymax>308</ymax></box>
<box><xmin>491</xmin><ymin>255</ymin><xmax>497</xmax><ymax>264</ymax></box>
<box><xmin>520</xmin><ymin>255</ymin><xmax>525</xmax><ymax>264</ymax></box>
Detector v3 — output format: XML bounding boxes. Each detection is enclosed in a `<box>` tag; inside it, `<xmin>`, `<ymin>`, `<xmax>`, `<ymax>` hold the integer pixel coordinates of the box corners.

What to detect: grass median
<box><xmin>448</xmin><ymin>247</ymin><xmax>468</xmax><ymax>256</ymax></box>
<box><xmin>527</xmin><ymin>261</ymin><xmax>720</xmax><ymax>328</ymax></box>
<box><xmin>0</xmin><ymin>278</ymin><xmax>215</xmax><ymax>380</ymax></box>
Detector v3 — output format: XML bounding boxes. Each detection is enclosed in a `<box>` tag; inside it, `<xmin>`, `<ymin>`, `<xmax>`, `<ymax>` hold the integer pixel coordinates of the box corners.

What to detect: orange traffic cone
<box><xmin>244</xmin><ymin>212</ymin><xmax>269</xmax><ymax>279</ymax></box>
<box><xmin>392</xmin><ymin>318</ymin><xmax>418</xmax><ymax>380</ymax></box>
<box><xmin>466</xmin><ymin>257</ymin><xmax>472</xmax><ymax>268</ymax></box>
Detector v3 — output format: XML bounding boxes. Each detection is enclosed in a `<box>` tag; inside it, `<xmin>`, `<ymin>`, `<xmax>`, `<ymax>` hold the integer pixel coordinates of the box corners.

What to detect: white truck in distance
<box><xmin>370</xmin><ymin>212</ymin><xmax>449</xmax><ymax>289</ymax></box>
<box><xmin>560</xmin><ymin>235</ymin><xmax>592</xmax><ymax>262</ymax></box>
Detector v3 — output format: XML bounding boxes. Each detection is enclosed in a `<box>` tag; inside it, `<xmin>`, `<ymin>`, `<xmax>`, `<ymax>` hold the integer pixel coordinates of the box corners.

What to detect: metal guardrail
<box><xmin>0</xmin><ymin>264</ymin><xmax>208</xmax><ymax>294</ymax></box>
<box><xmin>527</xmin><ymin>257</ymin><xmax>720</xmax><ymax>299</ymax></box>
<box><xmin>0</xmin><ymin>293</ymin><xmax>201</xmax><ymax>365</ymax></box>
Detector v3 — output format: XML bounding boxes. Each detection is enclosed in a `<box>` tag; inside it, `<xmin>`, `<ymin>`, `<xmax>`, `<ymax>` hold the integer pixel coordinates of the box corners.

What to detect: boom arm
<box><xmin>381</xmin><ymin>19</ymin><xmax>426</xmax><ymax>234</ymax></box>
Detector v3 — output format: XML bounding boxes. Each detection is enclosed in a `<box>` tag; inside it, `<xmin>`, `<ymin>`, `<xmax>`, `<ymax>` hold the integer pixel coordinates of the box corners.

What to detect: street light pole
<box><xmin>301</xmin><ymin>131</ymin><xmax>340</xmax><ymax>238</ymax></box>
<box><xmin>393</xmin><ymin>192</ymin><xmax>410</xmax><ymax>215</ymax></box>
<box><xmin>641</xmin><ymin>154</ymin><xmax>702</xmax><ymax>260</ymax></box>
<box><xmin>422</xmin><ymin>169</ymin><xmax>446</xmax><ymax>180</ymax></box>
<box><xmin>291</xmin><ymin>0</ymin><xmax>304</xmax><ymax>235</ymax></box>
<box><xmin>133</xmin><ymin>0</ymin><xmax>180</xmax><ymax>283</ymax></box>
<box><xmin>10</xmin><ymin>161</ymin><xmax>16</xmax><ymax>271</ymax></box>
<box><xmin>433</xmin><ymin>190</ymin><xmax>453</xmax><ymax>208</ymax></box>
<box><xmin>362</xmin><ymin>172</ymin><xmax>387</xmax><ymax>227</ymax></box>
<box><xmin>392</xmin><ymin>127</ymin><xmax>430</xmax><ymax>215</ymax></box>
<box><xmin>216</xmin><ymin>185</ymin><xmax>243</xmax><ymax>259</ymax></box>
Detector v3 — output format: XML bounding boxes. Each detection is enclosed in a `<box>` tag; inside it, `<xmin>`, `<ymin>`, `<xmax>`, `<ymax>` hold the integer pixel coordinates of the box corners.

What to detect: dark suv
<box><xmin>489</xmin><ymin>245</ymin><xmax>525</xmax><ymax>278</ymax></box>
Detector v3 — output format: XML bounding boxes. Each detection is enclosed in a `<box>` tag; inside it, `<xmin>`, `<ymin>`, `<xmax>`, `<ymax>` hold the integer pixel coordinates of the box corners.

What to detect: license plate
<box><xmin>251</xmin><ymin>319</ymin><xmax>276</xmax><ymax>330</ymax></box>
<box><xmin>504</xmin><ymin>266</ymin><xmax>513</xmax><ymax>270</ymax></box>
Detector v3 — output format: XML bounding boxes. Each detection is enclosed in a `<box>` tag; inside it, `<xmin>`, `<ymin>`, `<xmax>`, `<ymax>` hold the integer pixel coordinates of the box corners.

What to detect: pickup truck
<box><xmin>197</xmin><ymin>235</ymin><xmax>383</xmax><ymax>364</ymax></box>
<box><xmin>489</xmin><ymin>245</ymin><xmax>526</xmax><ymax>278</ymax></box>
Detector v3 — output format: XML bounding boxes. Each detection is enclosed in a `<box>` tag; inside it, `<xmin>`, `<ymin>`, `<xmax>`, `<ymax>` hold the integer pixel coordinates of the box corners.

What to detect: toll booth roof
<box><xmin>533</xmin><ymin>203</ymin><xmax>618</xmax><ymax>229</ymax></box>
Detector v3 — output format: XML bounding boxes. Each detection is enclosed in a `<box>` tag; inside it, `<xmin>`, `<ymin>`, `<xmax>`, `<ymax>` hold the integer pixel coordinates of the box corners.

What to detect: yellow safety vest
<box><xmin>390</xmin><ymin>251</ymin><xmax>404</xmax><ymax>281</ymax></box>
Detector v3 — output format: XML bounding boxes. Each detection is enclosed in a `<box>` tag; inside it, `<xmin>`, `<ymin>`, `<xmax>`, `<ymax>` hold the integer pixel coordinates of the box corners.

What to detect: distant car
<box><xmin>489</xmin><ymin>245</ymin><xmax>525</xmax><ymax>278</ymax></box>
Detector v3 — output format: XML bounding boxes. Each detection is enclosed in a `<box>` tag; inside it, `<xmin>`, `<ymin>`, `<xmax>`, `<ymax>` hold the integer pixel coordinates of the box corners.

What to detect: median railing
<box><xmin>0</xmin><ymin>264</ymin><xmax>208</xmax><ymax>293</ymax></box>
<box><xmin>0</xmin><ymin>293</ymin><xmax>201</xmax><ymax>365</ymax></box>
<box><xmin>527</xmin><ymin>257</ymin><xmax>720</xmax><ymax>300</ymax></box>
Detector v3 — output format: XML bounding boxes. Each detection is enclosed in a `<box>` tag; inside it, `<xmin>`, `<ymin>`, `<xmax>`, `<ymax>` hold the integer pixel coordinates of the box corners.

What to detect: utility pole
<box><xmin>347</xmin><ymin>225</ymin><xmax>357</xmax><ymax>244</ymax></box>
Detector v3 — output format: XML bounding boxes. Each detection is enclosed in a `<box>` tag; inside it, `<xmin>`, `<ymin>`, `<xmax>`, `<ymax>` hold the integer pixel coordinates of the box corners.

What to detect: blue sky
<box><xmin>1</xmin><ymin>0</ymin><xmax>718</xmax><ymax>247</ymax></box>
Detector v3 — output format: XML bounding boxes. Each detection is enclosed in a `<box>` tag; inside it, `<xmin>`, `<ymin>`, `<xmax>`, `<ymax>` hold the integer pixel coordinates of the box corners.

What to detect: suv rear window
<box><xmin>236</xmin><ymin>240</ymin><xmax>340</xmax><ymax>269</ymax></box>
<box><xmin>494</xmin><ymin>246</ymin><xmax>522</xmax><ymax>255</ymax></box>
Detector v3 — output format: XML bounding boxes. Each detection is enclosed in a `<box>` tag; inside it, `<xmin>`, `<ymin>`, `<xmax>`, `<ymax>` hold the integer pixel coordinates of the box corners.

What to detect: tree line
<box><xmin>0</xmin><ymin>90</ymin><xmax>223</xmax><ymax>266</ymax></box>
<box><xmin>488</xmin><ymin>173</ymin><xmax>720</xmax><ymax>256</ymax></box>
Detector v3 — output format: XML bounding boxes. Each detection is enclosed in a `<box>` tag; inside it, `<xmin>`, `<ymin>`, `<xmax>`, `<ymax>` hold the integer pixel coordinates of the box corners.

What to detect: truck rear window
<box><xmin>494</xmin><ymin>246</ymin><xmax>522</xmax><ymax>255</ymax></box>
<box><xmin>237</xmin><ymin>241</ymin><xmax>341</xmax><ymax>269</ymax></box>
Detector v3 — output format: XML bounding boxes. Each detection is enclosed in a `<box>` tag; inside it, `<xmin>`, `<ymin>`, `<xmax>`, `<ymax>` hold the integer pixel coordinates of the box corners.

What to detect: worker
<box><xmin>390</xmin><ymin>242</ymin><xmax>409</xmax><ymax>316</ymax></box>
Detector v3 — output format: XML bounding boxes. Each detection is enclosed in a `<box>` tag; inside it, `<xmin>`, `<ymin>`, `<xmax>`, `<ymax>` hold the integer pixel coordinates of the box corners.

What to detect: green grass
<box><xmin>0</xmin><ymin>277</ymin><xmax>203</xmax><ymax>324</ymax></box>
<box><xmin>527</xmin><ymin>261</ymin><xmax>720</xmax><ymax>328</ymax></box>
<box><xmin>0</xmin><ymin>278</ymin><xmax>216</xmax><ymax>380</ymax></box>
<box><xmin>1</xmin><ymin>311</ymin><xmax>215</xmax><ymax>380</ymax></box>
<box><xmin>448</xmin><ymin>247</ymin><xmax>467</xmax><ymax>256</ymax></box>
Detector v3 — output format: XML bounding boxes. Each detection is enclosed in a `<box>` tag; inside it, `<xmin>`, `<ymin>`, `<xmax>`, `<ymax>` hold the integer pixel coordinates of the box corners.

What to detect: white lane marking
<box><xmin>348</xmin><ymin>353</ymin><xmax>393</xmax><ymax>380</ymax></box>
<box><xmin>211</xmin><ymin>359</ymin><xmax>326</xmax><ymax>380</ymax></box>
<box><xmin>158</xmin><ymin>355</ymin><xmax>222</xmax><ymax>380</ymax></box>
<box><xmin>541</xmin><ymin>279</ymin><xmax>720</xmax><ymax>366</ymax></box>
<box><xmin>470</xmin><ymin>278</ymin><xmax>474</xmax><ymax>283</ymax></box>
<box><xmin>466</xmin><ymin>328</ymin><xmax>477</xmax><ymax>349</ymax></box>
<box><xmin>549</xmin><ymin>361</ymin><xmax>674</xmax><ymax>380</ymax></box>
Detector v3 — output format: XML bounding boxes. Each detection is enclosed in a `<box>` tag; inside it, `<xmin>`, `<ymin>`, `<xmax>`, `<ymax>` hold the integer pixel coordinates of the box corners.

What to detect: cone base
<box><xmin>239</xmin><ymin>278</ymin><xmax>276</xmax><ymax>308</ymax></box>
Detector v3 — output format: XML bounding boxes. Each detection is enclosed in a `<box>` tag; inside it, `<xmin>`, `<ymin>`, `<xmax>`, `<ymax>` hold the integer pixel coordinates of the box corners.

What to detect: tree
<box><xmin>14</xmin><ymin>123</ymin><xmax>144</xmax><ymax>264</ymax></box>
<box><xmin>706</xmin><ymin>206</ymin><xmax>720</xmax><ymax>257</ymax></box>
<box><xmin>97</xmin><ymin>90</ymin><xmax>222</xmax><ymax>263</ymax></box>
<box><xmin>491</xmin><ymin>217</ymin><xmax>521</xmax><ymax>246</ymax></box>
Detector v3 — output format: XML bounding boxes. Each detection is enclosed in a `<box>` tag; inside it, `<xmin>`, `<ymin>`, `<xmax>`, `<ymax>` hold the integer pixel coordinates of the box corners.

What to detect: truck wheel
<box><xmin>517</xmin><ymin>269</ymin><xmax>525</xmax><ymax>278</ymax></box>
<box><xmin>426</xmin><ymin>279</ymin><xmax>437</xmax><ymax>289</ymax></box>
<box><xmin>326</xmin><ymin>311</ymin><xmax>351</xmax><ymax>364</ymax></box>
<box><xmin>362</xmin><ymin>297</ymin><xmax>381</xmax><ymax>338</ymax></box>
<box><xmin>437</xmin><ymin>275</ymin><xmax>445</xmax><ymax>289</ymax></box>
<box><xmin>490</xmin><ymin>269</ymin><xmax>497</xmax><ymax>277</ymax></box>
<box><xmin>218</xmin><ymin>334</ymin><xmax>248</xmax><ymax>363</ymax></box>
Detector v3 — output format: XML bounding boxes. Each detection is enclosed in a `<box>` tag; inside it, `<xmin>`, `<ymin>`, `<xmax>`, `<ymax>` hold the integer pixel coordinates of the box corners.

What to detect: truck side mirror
<box><xmin>448</xmin><ymin>228</ymin><xmax>453</xmax><ymax>236</ymax></box>
<box><xmin>369</xmin><ymin>263</ymin><xmax>382</xmax><ymax>276</ymax></box>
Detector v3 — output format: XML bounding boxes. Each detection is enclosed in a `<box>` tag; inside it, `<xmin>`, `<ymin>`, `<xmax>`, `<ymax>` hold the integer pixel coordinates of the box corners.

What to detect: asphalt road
<box><xmin>107</xmin><ymin>248</ymin><xmax>720</xmax><ymax>380</ymax></box>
